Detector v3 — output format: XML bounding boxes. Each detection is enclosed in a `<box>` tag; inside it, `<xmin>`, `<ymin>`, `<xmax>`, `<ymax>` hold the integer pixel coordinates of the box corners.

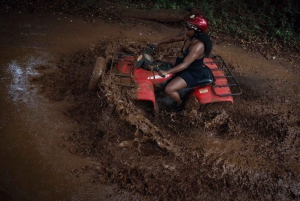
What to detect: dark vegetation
<box><xmin>1</xmin><ymin>0</ymin><xmax>300</xmax><ymax>62</ymax></box>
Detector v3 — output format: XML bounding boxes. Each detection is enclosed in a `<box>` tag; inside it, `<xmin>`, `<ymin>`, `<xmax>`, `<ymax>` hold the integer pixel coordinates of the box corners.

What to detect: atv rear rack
<box><xmin>204</xmin><ymin>55</ymin><xmax>242</xmax><ymax>97</ymax></box>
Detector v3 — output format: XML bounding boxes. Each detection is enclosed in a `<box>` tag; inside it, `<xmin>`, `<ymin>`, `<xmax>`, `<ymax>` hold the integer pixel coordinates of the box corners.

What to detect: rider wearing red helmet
<box><xmin>186</xmin><ymin>14</ymin><xmax>209</xmax><ymax>32</ymax></box>
<box><xmin>152</xmin><ymin>14</ymin><xmax>212</xmax><ymax>111</ymax></box>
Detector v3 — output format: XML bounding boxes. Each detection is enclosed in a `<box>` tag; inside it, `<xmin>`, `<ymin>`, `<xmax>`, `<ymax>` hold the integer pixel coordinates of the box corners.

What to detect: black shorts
<box><xmin>174</xmin><ymin>58</ymin><xmax>203</xmax><ymax>87</ymax></box>
<box><xmin>178</xmin><ymin>70</ymin><xmax>202</xmax><ymax>87</ymax></box>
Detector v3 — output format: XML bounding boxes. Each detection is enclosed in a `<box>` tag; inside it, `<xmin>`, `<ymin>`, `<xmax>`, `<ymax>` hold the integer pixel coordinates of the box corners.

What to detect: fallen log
<box><xmin>119</xmin><ymin>8</ymin><xmax>190</xmax><ymax>22</ymax></box>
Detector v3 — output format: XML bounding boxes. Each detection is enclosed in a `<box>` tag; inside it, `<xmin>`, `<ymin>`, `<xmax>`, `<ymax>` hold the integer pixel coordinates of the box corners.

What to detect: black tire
<box><xmin>201</xmin><ymin>101</ymin><xmax>233</xmax><ymax>114</ymax></box>
<box><xmin>154</xmin><ymin>100</ymin><xmax>160</xmax><ymax>122</ymax></box>
<box><xmin>201</xmin><ymin>102</ymin><xmax>233</xmax><ymax>134</ymax></box>
<box><xmin>88</xmin><ymin>57</ymin><xmax>106</xmax><ymax>91</ymax></box>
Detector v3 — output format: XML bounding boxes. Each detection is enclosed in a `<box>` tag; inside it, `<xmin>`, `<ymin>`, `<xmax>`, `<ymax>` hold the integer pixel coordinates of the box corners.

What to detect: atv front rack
<box><xmin>204</xmin><ymin>55</ymin><xmax>242</xmax><ymax>97</ymax></box>
<box><xmin>110</xmin><ymin>52</ymin><xmax>136</xmax><ymax>87</ymax></box>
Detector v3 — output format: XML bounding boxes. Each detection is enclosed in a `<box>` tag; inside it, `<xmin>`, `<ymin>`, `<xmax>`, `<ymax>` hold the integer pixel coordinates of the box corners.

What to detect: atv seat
<box><xmin>177</xmin><ymin>67</ymin><xmax>214</xmax><ymax>101</ymax></box>
<box><xmin>189</xmin><ymin>67</ymin><xmax>214</xmax><ymax>87</ymax></box>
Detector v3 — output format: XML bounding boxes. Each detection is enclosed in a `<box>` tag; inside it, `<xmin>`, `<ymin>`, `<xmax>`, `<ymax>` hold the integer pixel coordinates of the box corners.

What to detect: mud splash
<box><xmin>31</xmin><ymin>37</ymin><xmax>300</xmax><ymax>200</ymax></box>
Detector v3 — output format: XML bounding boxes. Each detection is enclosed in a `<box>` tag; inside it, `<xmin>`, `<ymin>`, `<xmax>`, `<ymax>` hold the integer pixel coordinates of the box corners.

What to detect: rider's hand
<box><xmin>145</xmin><ymin>44</ymin><xmax>156</xmax><ymax>54</ymax></box>
<box><xmin>158</xmin><ymin>70</ymin><xmax>168</xmax><ymax>77</ymax></box>
<box><xmin>151</xmin><ymin>43</ymin><xmax>157</xmax><ymax>47</ymax></box>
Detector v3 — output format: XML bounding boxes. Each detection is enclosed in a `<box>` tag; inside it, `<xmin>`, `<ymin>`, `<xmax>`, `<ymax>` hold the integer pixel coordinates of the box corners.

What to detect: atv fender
<box><xmin>135</xmin><ymin>80</ymin><xmax>157</xmax><ymax>109</ymax></box>
<box><xmin>190</xmin><ymin>85</ymin><xmax>233</xmax><ymax>105</ymax></box>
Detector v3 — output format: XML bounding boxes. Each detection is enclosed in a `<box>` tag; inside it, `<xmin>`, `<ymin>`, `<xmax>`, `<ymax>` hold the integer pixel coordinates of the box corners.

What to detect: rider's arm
<box><xmin>166</xmin><ymin>41</ymin><xmax>204</xmax><ymax>74</ymax></box>
<box><xmin>153</xmin><ymin>34</ymin><xmax>185</xmax><ymax>46</ymax></box>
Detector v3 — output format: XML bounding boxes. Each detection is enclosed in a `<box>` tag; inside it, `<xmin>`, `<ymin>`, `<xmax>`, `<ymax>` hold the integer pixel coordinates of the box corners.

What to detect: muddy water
<box><xmin>1</xmin><ymin>9</ymin><xmax>300</xmax><ymax>201</ymax></box>
<box><xmin>0</xmin><ymin>10</ymin><xmax>162</xmax><ymax>200</ymax></box>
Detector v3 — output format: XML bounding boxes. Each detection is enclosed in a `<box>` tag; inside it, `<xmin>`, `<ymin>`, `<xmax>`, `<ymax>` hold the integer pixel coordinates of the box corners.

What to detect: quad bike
<box><xmin>88</xmin><ymin>45</ymin><xmax>242</xmax><ymax>115</ymax></box>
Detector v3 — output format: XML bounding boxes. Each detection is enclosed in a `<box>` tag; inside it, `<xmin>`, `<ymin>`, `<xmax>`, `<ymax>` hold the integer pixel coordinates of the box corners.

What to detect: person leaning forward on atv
<box><xmin>151</xmin><ymin>14</ymin><xmax>212</xmax><ymax>111</ymax></box>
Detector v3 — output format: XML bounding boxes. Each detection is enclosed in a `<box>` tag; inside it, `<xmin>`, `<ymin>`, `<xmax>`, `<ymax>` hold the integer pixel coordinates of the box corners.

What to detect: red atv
<box><xmin>88</xmin><ymin>45</ymin><xmax>242</xmax><ymax>114</ymax></box>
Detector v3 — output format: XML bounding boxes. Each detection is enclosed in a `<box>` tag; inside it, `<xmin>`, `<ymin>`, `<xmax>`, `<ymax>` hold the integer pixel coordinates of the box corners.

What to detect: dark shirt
<box><xmin>174</xmin><ymin>38</ymin><xmax>204</xmax><ymax>86</ymax></box>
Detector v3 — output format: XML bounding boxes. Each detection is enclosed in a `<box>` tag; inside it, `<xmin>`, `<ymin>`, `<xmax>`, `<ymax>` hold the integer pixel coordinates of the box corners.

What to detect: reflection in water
<box><xmin>8</xmin><ymin>60</ymin><xmax>27</xmax><ymax>102</ymax></box>
<box><xmin>8</xmin><ymin>53</ymin><xmax>44</xmax><ymax>103</ymax></box>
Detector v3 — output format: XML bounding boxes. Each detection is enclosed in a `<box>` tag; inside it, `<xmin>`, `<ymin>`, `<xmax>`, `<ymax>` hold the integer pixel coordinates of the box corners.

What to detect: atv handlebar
<box><xmin>144</xmin><ymin>44</ymin><xmax>156</xmax><ymax>54</ymax></box>
<box><xmin>145</xmin><ymin>45</ymin><xmax>167</xmax><ymax>78</ymax></box>
<box><xmin>135</xmin><ymin>44</ymin><xmax>168</xmax><ymax>78</ymax></box>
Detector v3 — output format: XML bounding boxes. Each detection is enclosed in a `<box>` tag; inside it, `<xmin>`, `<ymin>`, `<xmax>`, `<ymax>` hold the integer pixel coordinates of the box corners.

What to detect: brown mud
<box><xmin>1</xmin><ymin>7</ymin><xmax>299</xmax><ymax>201</ymax></box>
<box><xmin>31</xmin><ymin>32</ymin><xmax>300</xmax><ymax>200</ymax></box>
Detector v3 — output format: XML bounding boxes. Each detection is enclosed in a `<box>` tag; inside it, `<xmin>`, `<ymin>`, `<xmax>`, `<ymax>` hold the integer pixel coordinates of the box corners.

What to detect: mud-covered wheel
<box><xmin>88</xmin><ymin>57</ymin><xmax>106</xmax><ymax>91</ymax></box>
<box><xmin>184</xmin><ymin>96</ymin><xmax>199</xmax><ymax>112</ymax></box>
<box><xmin>200</xmin><ymin>101</ymin><xmax>233</xmax><ymax>134</ymax></box>
<box><xmin>201</xmin><ymin>101</ymin><xmax>233</xmax><ymax>116</ymax></box>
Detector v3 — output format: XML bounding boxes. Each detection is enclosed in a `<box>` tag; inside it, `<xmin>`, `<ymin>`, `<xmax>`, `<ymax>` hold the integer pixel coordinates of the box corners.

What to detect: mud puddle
<box><xmin>31</xmin><ymin>35</ymin><xmax>300</xmax><ymax>200</ymax></box>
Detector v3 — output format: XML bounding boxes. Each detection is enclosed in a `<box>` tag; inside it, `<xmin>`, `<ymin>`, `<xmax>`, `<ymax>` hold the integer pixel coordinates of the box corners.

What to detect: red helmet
<box><xmin>186</xmin><ymin>14</ymin><xmax>208</xmax><ymax>33</ymax></box>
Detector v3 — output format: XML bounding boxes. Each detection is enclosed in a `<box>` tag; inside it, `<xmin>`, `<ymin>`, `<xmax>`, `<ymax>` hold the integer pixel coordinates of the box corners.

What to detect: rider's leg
<box><xmin>164</xmin><ymin>76</ymin><xmax>187</xmax><ymax>105</ymax></box>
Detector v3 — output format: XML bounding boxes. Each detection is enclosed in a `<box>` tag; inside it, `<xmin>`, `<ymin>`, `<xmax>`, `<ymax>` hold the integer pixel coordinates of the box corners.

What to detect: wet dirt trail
<box><xmin>0</xmin><ymin>10</ymin><xmax>160</xmax><ymax>201</ymax></box>
<box><xmin>1</xmin><ymin>9</ymin><xmax>300</xmax><ymax>201</ymax></box>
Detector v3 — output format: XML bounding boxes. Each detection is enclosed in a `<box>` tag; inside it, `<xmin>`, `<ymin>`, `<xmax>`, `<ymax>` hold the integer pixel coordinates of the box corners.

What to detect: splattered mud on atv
<box><xmin>86</xmin><ymin>42</ymin><xmax>244</xmax><ymax>164</ymax></box>
<box><xmin>89</xmin><ymin>46</ymin><xmax>241</xmax><ymax>117</ymax></box>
